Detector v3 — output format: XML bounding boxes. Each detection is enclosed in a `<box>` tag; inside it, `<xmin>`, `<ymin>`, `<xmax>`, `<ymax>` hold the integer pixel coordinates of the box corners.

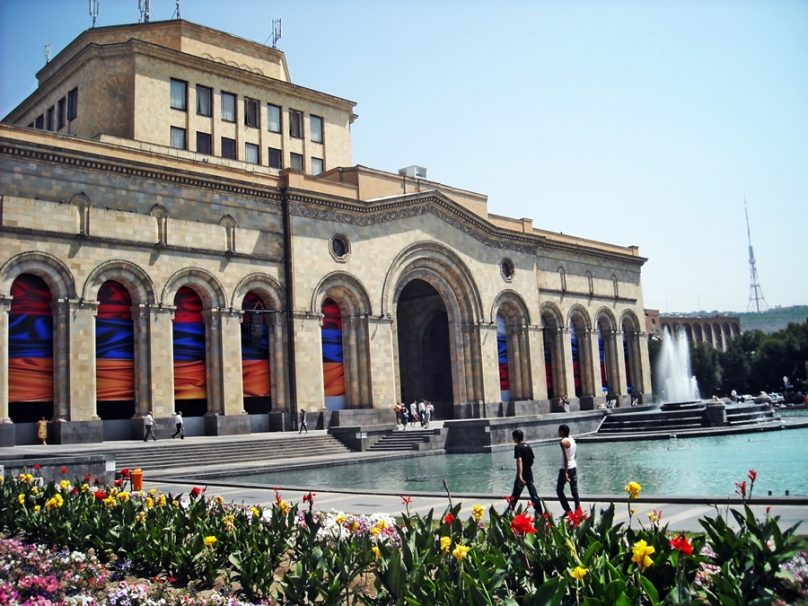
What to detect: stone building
<box><xmin>0</xmin><ymin>19</ymin><xmax>652</xmax><ymax>446</ymax></box>
<box><xmin>645</xmin><ymin>310</ymin><xmax>741</xmax><ymax>352</ymax></box>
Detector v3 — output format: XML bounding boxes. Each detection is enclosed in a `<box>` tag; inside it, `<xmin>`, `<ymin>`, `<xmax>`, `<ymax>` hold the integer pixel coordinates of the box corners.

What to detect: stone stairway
<box><xmin>368</xmin><ymin>428</ymin><xmax>446</xmax><ymax>452</ymax></box>
<box><xmin>102</xmin><ymin>434</ymin><xmax>352</xmax><ymax>473</ymax></box>
<box><xmin>598</xmin><ymin>406</ymin><xmax>707</xmax><ymax>434</ymax></box>
<box><xmin>726</xmin><ymin>402</ymin><xmax>779</xmax><ymax>425</ymax></box>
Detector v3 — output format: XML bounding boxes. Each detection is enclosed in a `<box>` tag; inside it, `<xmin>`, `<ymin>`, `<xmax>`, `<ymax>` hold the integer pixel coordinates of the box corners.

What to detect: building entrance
<box><xmin>396</xmin><ymin>279</ymin><xmax>453</xmax><ymax>419</ymax></box>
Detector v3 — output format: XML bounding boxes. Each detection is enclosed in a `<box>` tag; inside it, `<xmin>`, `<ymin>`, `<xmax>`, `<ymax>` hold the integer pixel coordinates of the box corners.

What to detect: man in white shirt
<box><xmin>556</xmin><ymin>423</ymin><xmax>580</xmax><ymax>516</ymax></box>
<box><xmin>172</xmin><ymin>411</ymin><xmax>184</xmax><ymax>439</ymax></box>
<box><xmin>143</xmin><ymin>410</ymin><xmax>157</xmax><ymax>442</ymax></box>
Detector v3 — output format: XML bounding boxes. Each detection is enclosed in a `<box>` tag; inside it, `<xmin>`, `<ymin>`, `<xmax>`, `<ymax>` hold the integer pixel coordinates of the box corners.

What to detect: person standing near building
<box><xmin>299</xmin><ymin>408</ymin><xmax>308</xmax><ymax>434</ymax></box>
<box><xmin>36</xmin><ymin>415</ymin><xmax>48</xmax><ymax>445</ymax></box>
<box><xmin>172</xmin><ymin>411</ymin><xmax>184</xmax><ymax>439</ymax></box>
<box><xmin>506</xmin><ymin>429</ymin><xmax>542</xmax><ymax>514</ymax></box>
<box><xmin>556</xmin><ymin>423</ymin><xmax>581</xmax><ymax>517</ymax></box>
<box><xmin>143</xmin><ymin>410</ymin><xmax>157</xmax><ymax>441</ymax></box>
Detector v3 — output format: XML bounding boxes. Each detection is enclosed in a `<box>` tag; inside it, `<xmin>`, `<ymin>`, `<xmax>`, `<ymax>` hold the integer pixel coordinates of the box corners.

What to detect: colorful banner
<box><xmin>241</xmin><ymin>292</ymin><xmax>271</xmax><ymax>398</ymax></box>
<box><xmin>9</xmin><ymin>274</ymin><xmax>53</xmax><ymax>402</ymax></box>
<box><xmin>598</xmin><ymin>329</ymin><xmax>608</xmax><ymax>392</ymax></box>
<box><xmin>96</xmin><ymin>280</ymin><xmax>135</xmax><ymax>401</ymax></box>
<box><xmin>321</xmin><ymin>297</ymin><xmax>345</xmax><ymax>409</ymax></box>
<box><xmin>497</xmin><ymin>314</ymin><xmax>510</xmax><ymax>401</ymax></box>
<box><xmin>173</xmin><ymin>287</ymin><xmax>206</xmax><ymax>400</ymax></box>
<box><xmin>543</xmin><ymin>320</ymin><xmax>554</xmax><ymax>399</ymax></box>
<box><xmin>570</xmin><ymin>322</ymin><xmax>582</xmax><ymax>396</ymax></box>
<box><xmin>623</xmin><ymin>333</ymin><xmax>633</xmax><ymax>394</ymax></box>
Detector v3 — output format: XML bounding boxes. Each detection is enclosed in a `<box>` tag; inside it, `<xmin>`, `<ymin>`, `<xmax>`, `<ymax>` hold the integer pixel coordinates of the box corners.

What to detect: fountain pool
<box><xmin>219</xmin><ymin>421</ymin><xmax>808</xmax><ymax>498</ymax></box>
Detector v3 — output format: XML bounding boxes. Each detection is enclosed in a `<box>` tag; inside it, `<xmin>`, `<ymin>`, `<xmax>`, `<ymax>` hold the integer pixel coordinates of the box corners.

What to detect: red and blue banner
<box><xmin>96</xmin><ymin>280</ymin><xmax>135</xmax><ymax>401</ymax></box>
<box><xmin>543</xmin><ymin>320</ymin><xmax>554</xmax><ymax>399</ymax></box>
<box><xmin>9</xmin><ymin>274</ymin><xmax>53</xmax><ymax>402</ymax></box>
<box><xmin>241</xmin><ymin>292</ymin><xmax>271</xmax><ymax>398</ymax></box>
<box><xmin>598</xmin><ymin>330</ymin><xmax>608</xmax><ymax>392</ymax></box>
<box><xmin>570</xmin><ymin>322</ymin><xmax>582</xmax><ymax>396</ymax></box>
<box><xmin>497</xmin><ymin>314</ymin><xmax>510</xmax><ymax>402</ymax></box>
<box><xmin>321</xmin><ymin>297</ymin><xmax>345</xmax><ymax>410</ymax></box>
<box><xmin>623</xmin><ymin>333</ymin><xmax>633</xmax><ymax>394</ymax></box>
<box><xmin>173</xmin><ymin>287</ymin><xmax>206</xmax><ymax>400</ymax></box>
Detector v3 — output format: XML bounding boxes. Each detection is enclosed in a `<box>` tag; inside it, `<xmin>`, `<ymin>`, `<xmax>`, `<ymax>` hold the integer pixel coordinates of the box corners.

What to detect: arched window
<box><xmin>96</xmin><ymin>280</ymin><xmax>135</xmax><ymax>419</ymax></box>
<box><xmin>9</xmin><ymin>274</ymin><xmax>54</xmax><ymax>421</ymax></box>
<box><xmin>173</xmin><ymin>287</ymin><xmax>207</xmax><ymax>412</ymax></box>
<box><xmin>321</xmin><ymin>297</ymin><xmax>345</xmax><ymax>410</ymax></box>
<box><xmin>497</xmin><ymin>314</ymin><xmax>510</xmax><ymax>402</ymax></box>
<box><xmin>241</xmin><ymin>291</ymin><xmax>271</xmax><ymax>412</ymax></box>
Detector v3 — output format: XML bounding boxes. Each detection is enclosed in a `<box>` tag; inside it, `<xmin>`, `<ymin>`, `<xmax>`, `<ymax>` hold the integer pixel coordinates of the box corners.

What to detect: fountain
<box><xmin>654</xmin><ymin>326</ymin><xmax>700</xmax><ymax>403</ymax></box>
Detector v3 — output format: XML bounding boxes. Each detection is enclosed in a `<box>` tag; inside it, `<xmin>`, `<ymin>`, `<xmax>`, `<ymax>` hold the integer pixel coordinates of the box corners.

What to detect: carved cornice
<box><xmin>539</xmin><ymin>288</ymin><xmax>638</xmax><ymax>305</ymax></box>
<box><xmin>288</xmin><ymin>192</ymin><xmax>541</xmax><ymax>255</ymax></box>
<box><xmin>539</xmin><ymin>238</ymin><xmax>647</xmax><ymax>266</ymax></box>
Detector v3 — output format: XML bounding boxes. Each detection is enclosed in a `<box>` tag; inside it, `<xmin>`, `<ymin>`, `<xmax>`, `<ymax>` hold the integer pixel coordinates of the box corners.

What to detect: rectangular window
<box><xmin>35</xmin><ymin>115</ymin><xmax>44</xmax><ymax>129</ymax></box>
<box><xmin>310</xmin><ymin>114</ymin><xmax>324</xmax><ymax>143</ymax></box>
<box><xmin>244</xmin><ymin>97</ymin><xmax>260</xmax><ymax>128</ymax></box>
<box><xmin>289</xmin><ymin>109</ymin><xmax>303</xmax><ymax>138</ymax></box>
<box><xmin>268</xmin><ymin>147</ymin><xmax>282</xmax><ymax>169</ymax></box>
<box><xmin>67</xmin><ymin>87</ymin><xmax>78</xmax><ymax>120</ymax></box>
<box><xmin>196</xmin><ymin>132</ymin><xmax>212</xmax><ymax>155</ymax></box>
<box><xmin>290</xmin><ymin>152</ymin><xmax>304</xmax><ymax>171</ymax></box>
<box><xmin>245</xmin><ymin>143</ymin><xmax>259</xmax><ymax>164</ymax></box>
<box><xmin>221</xmin><ymin>137</ymin><xmax>236</xmax><ymax>159</ymax></box>
<box><xmin>170</xmin><ymin>126</ymin><xmax>187</xmax><ymax>150</ymax></box>
<box><xmin>170</xmin><ymin>79</ymin><xmax>187</xmax><ymax>111</ymax></box>
<box><xmin>311</xmin><ymin>157</ymin><xmax>324</xmax><ymax>175</ymax></box>
<box><xmin>196</xmin><ymin>85</ymin><xmax>212</xmax><ymax>116</ymax></box>
<box><xmin>267</xmin><ymin>103</ymin><xmax>281</xmax><ymax>133</ymax></box>
<box><xmin>221</xmin><ymin>92</ymin><xmax>236</xmax><ymax>122</ymax></box>
<box><xmin>46</xmin><ymin>106</ymin><xmax>55</xmax><ymax>131</ymax></box>
<box><xmin>57</xmin><ymin>97</ymin><xmax>66</xmax><ymax>129</ymax></box>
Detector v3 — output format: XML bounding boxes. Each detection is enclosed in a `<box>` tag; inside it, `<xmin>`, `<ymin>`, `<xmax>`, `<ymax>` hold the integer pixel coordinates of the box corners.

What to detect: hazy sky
<box><xmin>1</xmin><ymin>1</ymin><xmax>806</xmax><ymax>314</ymax></box>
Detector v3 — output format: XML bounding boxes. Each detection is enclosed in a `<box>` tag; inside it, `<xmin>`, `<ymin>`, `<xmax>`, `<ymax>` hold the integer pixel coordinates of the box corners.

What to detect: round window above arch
<box><xmin>500</xmin><ymin>258</ymin><xmax>515</xmax><ymax>282</ymax></box>
<box><xmin>330</xmin><ymin>234</ymin><xmax>351</xmax><ymax>262</ymax></box>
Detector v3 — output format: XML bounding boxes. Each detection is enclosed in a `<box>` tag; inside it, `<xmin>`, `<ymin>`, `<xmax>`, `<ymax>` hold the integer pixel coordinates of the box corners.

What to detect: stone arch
<box><xmin>595</xmin><ymin>307</ymin><xmax>621</xmax><ymax>397</ymax></box>
<box><xmin>233</xmin><ymin>273</ymin><xmax>289</xmax><ymax>413</ymax></box>
<box><xmin>312</xmin><ymin>272</ymin><xmax>373</xmax><ymax>409</ymax></box>
<box><xmin>382</xmin><ymin>242</ymin><xmax>484</xmax><ymax>414</ymax></box>
<box><xmin>540</xmin><ymin>302</ymin><xmax>566</xmax><ymax>401</ymax></box>
<box><xmin>620</xmin><ymin>310</ymin><xmax>645</xmax><ymax>396</ymax></box>
<box><xmin>704</xmin><ymin>323</ymin><xmax>714</xmax><ymax>347</ymax></box>
<box><xmin>713</xmin><ymin>323</ymin><xmax>724</xmax><ymax>350</ymax></box>
<box><xmin>492</xmin><ymin>290</ymin><xmax>533</xmax><ymax>401</ymax></box>
<box><xmin>0</xmin><ymin>251</ymin><xmax>76</xmax><ymax>300</ymax></box>
<box><xmin>82</xmin><ymin>260</ymin><xmax>156</xmax><ymax>307</ymax></box>
<box><xmin>162</xmin><ymin>267</ymin><xmax>227</xmax><ymax>310</ymax></box>
<box><xmin>567</xmin><ymin>305</ymin><xmax>595</xmax><ymax>398</ymax></box>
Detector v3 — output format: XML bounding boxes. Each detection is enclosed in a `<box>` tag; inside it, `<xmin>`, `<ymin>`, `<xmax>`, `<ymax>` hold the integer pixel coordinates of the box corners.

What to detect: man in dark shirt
<box><xmin>506</xmin><ymin>429</ymin><xmax>543</xmax><ymax>514</ymax></box>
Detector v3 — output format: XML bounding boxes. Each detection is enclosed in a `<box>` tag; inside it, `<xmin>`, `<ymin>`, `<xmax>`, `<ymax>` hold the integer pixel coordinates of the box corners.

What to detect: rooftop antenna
<box><xmin>745</xmin><ymin>196</ymin><xmax>768</xmax><ymax>312</ymax></box>
<box><xmin>44</xmin><ymin>41</ymin><xmax>52</xmax><ymax>63</ymax></box>
<box><xmin>173</xmin><ymin>0</ymin><xmax>181</xmax><ymax>19</ymax></box>
<box><xmin>89</xmin><ymin>0</ymin><xmax>100</xmax><ymax>27</ymax></box>
<box><xmin>138</xmin><ymin>0</ymin><xmax>150</xmax><ymax>23</ymax></box>
<box><xmin>271</xmin><ymin>18</ymin><xmax>282</xmax><ymax>48</ymax></box>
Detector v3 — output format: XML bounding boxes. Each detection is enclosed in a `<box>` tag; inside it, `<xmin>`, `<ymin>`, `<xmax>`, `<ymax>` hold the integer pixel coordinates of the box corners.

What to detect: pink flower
<box><xmin>735</xmin><ymin>480</ymin><xmax>747</xmax><ymax>498</ymax></box>
<box><xmin>400</xmin><ymin>495</ymin><xmax>412</xmax><ymax>506</ymax></box>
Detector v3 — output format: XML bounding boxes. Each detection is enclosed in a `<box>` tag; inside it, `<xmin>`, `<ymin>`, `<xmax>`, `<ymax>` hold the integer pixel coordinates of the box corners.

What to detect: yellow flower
<box><xmin>335</xmin><ymin>514</ymin><xmax>347</xmax><ymax>525</ymax></box>
<box><xmin>350</xmin><ymin>520</ymin><xmax>360</xmax><ymax>532</ymax></box>
<box><xmin>19</xmin><ymin>473</ymin><xmax>34</xmax><ymax>484</ymax></box>
<box><xmin>149</xmin><ymin>488</ymin><xmax>157</xmax><ymax>497</ymax></box>
<box><xmin>214</xmin><ymin>495</ymin><xmax>224</xmax><ymax>506</ymax></box>
<box><xmin>569</xmin><ymin>566</ymin><xmax>589</xmax><ymax>581</ymax></box>
<box><xmin>440</xmin><ymin>536</ymin><xmax>452</xmax><ymax>554</ymax></box>
<box><xmin>157</xmin><ymin>494</ymin><xmax>167</xmax><ymax>507</ymax></box>
<box><xmin>250</xmin><ymin>506</ymin><xmax>261</xmax><ymax>519</ymax></box>
<box><xmin>203</xmin><ymin>535</ymin><xmax>217</xmax><ymax>547</ymax></box>
<box><xmin>59</xmin><ymin>480</ymin><xmax>71</xmax><ymax>491</ymax></box>
<box><xmin>172</xmin><ymin>500</ymin><xmax>180</xmax><ymax>509</ymax></box>
<box><xmin>145</xmin><ymin>497</ymin><xmax>154</xmax><ymax>509</ymax></box>
<box><xmin>136</xmin><ymin>511</ymin><xmax>146</xmax><ymax>524</ymax></box>
<box><xmin>81</xmin><ymin>483</ymin><xmax>90</xmax><ymax>493</ymax></box>
<box><xmin>631</xmin><ymin>539</ymin><xmax>655</xmax><ymax>569</ymax></box>
<box><xmin>31</xmin><ymin>486</ymin><xmax>39</xmax><ymax>495</ymax></box>
<box><xmin>471</xmin><ymin>504</ymin><xmax>485</xmax><ymax>522</ymax></box>
<box><xmin>452</xmin><ymin>544</ymin><xmax>470</xmax><ymax>561</ymax></box>
<box><xmin>45</xmin><ymin>494</ymin><xmax>64</xmax><ymax>510</ymax></box>
<box><xmin>371</xmin><ymin>526</ymin><xmax>381</xmax><ymax>536</ymax></box>
<box><xmin>630</xmin><ymin>507</ymin><xmax>637</xmax><ymax>516</ymax></box>
<box><xmin>223</xmin><ymin>514</ymin><xmax>235</xmax><ymax>532</ymax></box>
<box><xmin>277</xmin><ymin>500</ymin><xmax>290</xmax><ymax>514</ymax></box>
<box><xmin>372</xmin><ymin>545</ymin><xmax>381</xmax><ymax>560</ymax></box>
<box><xmin>103</xmin><ymin>496</ymin><xmax>117</xmax><ymax>509</ymax></box>
<box><xmin>647</xmin><ymin>510</ymin><xmax>661</xmax><ymax>524</ymax></box>
<box><xmin>625</xmin><ymin>481</ymin><xmax>642</xmax><ymax>499</ymax></box>
<box><xmin>17</xmin><ymin>493</ymin><xmax>25</xmax><ymax>505</ymax></box>
<box><xmin>117</xmin><ymin>491</ymin><xmax>130</xmax><ymax>503</ymax></box>
<box><xmin>34</xmin><ymin>505</ymin><xmax>41</xmax><ymax>512</ymax></box>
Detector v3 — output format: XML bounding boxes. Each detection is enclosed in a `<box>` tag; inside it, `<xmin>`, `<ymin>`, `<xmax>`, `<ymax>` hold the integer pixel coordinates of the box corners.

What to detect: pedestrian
<box><xmin>172</xmin><ymin>410</ymin><xmax>185</xmax><ymax>439</ymax></box>
<box><xmin>299</xmin><ymin>408</ymin><xmax>308</xmax><ymax>434</ymax></box>
<box><xmin>506</xmin><ymin>429</ymin><xmax>542</xmax><ymax>514</ymax></box>
<box><xmin>418</xmin><ymin>400</ymin><xmax>426</xmax><ymax>427</ymax></box>
<box><xmin>143</xmin><ymin>410</ymin><xmax>157</xmax><ymax>441</ymax></box>
<box><xmin>424</xmin><ymin>401</ymin><xmax>432</xmax><ymax>428</ymax></box>
<box><xmin>556</xmin><ymin>424</ymin><xmax>581</xmax><ymax>517</ymax></box>
<box><xmin>36</xmin><ymin>415</ymin><xmax>48</xmax><ymax>445</ymax></box>
<box><xmin>409</xmin><ymin>401</ymin><xmax>419</xmax><ymax>426</ymax></box>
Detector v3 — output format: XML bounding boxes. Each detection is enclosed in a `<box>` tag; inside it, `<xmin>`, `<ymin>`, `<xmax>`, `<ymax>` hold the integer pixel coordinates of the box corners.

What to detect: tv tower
<box><xmin>745</xmin><ymin>198</ymin><xmax>768</xmax><ymax>312</ymax></box>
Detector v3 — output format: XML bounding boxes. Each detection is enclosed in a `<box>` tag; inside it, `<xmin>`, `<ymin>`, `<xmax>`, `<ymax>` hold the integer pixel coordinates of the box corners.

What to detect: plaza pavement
<box><xmin>2</xmin><ymin>423</ymin><xmax>806</xmax><ymax>534</ymax></box>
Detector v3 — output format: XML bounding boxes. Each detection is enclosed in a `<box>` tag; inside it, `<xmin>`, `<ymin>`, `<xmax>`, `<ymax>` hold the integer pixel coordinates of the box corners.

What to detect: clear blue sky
<box><xmin>1</xmin><ymin>0</ymin><xmax>806</xmax><ymax>314</ymax></box>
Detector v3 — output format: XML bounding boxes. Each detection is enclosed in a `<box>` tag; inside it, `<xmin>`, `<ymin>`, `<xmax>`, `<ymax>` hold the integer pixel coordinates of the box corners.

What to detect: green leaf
<box><xmin>639</xmin><ymin>574</ymin><xmax>660</xmax><ymax>604</ymax></box>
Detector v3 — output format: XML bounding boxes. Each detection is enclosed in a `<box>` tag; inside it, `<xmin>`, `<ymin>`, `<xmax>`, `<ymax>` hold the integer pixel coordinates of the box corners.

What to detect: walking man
<box><xmin>143</xmin><ymin>410</ymin><xmax>157</xmax><ymax>441</ymax></box>
<box><xmin>299</xmin><ymin>408</ymin><xmax>308</xmax><ymax>434</ymax></box>
<box><xmin>556</xmin><ymin>424</ymin><xmax>581</xmax><ymax>517</ymax></box>
<box><xmin>172</xmin><ymin>410</ymin><xmax>185</xmax><ymax>439</ymax></box>
<box><xmin>506</xmin><ymin>429</ymin><xmax>542</xmax><ymax>514</ymax></box>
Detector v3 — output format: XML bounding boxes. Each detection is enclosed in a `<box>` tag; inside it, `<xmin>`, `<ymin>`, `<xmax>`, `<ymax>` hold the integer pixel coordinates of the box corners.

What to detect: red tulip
<box><xmin>443</xmin><ymin>513</ymin><xmax>455</xmax><ymax>525</ymax></box>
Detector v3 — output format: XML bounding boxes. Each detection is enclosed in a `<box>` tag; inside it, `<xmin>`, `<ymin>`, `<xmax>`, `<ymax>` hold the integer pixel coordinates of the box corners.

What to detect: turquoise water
<box><xmin>237</xmin><ymin>425</ymin><xmax>808</xmax><ymax>498</ymax></box>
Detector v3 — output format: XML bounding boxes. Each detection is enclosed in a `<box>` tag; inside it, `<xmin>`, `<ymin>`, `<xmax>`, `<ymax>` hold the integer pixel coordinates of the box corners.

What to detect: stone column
<box><xmin>368</xmin><ymin>315</ymin><xmax>395</xmax><ymax>408</ymax></box>
<box><xmin>343</xmin><ymin>315</ymin><xmax>359</xmax><ymax>408</ymax></box>
<box><xmin>614</xmin><ymin>330</ymin><xmax>630</xmax><ymax>405</ymax></box>
<box><xmin>356</xmin><ymin>315</ymin><xmax>371</xmax><ymax>406</ymax></box>
<box><xmin>292</xmin><ymin>311</ymin><xmax>326</xmax><ymax>412</ymax></box>
<box><xmin>67</xmin><ymin>299</ymin><xmax>98</xmax><ymax>421</ymax></box>
<box><xmin>528</xmin><ymin>325</ymin><xmax>548</xmax><ymax>405</ymax></box>
<box><xmin>51</xmin><ymin>298</ymin><xmax>71</xmax><ymax>422</ymax></box>
<box><xmin>204</xmin><ymin>307</ymin><xmax>249</xmax><ymax>436</ymax></box>
<box><xmin>0</xmin><ymin>296</ymin><xmax>13</xmax><ymax>445</ymax></box>
<box><xmin>477</xmin><ymin>321</ymin><xmax>500</xmax><ymax>414</ymax></box>
<box><xmin>560</xmin><ymin>327</ymin><xmax>575</xmax><ymax>401</ymax></box>
<box><xmin>147</xmin><ymin>304</ymin><xmax>175</xmax><ymax>418</ymax></box>
<box><xmin>637</xmin><ymin>331</ymin><xmax>653</xmax><ymax>402</ymax></box>
<box><xmin>219</xmin><ymin>308</ymin><xmax>245</xmax><ymax>416</ymax></box>
<box><xmin>203</xmin><ymin>308</ymin><xmax>224</xmax><ymax>416</ymax></box>
<box><xmin>269</xmin><ymin>312</ymin><xmax>289</xmax><ymax>410</ymax></box>
<box><xmin>132</xmin><ymin>304</ymin><xmax>153</xmax><ymax>416</ymax></box>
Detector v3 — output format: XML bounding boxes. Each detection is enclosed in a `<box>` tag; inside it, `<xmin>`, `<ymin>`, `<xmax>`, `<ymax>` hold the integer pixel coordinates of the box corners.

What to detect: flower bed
<box><xmin>1</xmin><ymin>467</ymin><xmax>806</xmax><ymax>605</ymax></box>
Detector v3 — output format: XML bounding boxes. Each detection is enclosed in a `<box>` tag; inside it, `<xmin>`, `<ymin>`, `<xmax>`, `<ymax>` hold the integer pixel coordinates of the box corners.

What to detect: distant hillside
<box><xmin>736</xmin><ymin>305</ymin><xmax>808</xmax><ymax>334</ymax></box>
<box><xmin>663</xmin><ymin>305</ymin><xmax>808</xmax><ymax>334</ymax></box>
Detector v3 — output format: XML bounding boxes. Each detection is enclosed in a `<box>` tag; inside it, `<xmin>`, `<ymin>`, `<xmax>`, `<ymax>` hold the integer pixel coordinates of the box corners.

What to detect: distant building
<box><xmin>0</xmin><ymin>19</ymin><xmax>652</xmax><ymax>445</ymax></box>
<box><xmin>645</xmin><ymin>309</ymin><xmax>740</xmax><ymax>351</ymax></box>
